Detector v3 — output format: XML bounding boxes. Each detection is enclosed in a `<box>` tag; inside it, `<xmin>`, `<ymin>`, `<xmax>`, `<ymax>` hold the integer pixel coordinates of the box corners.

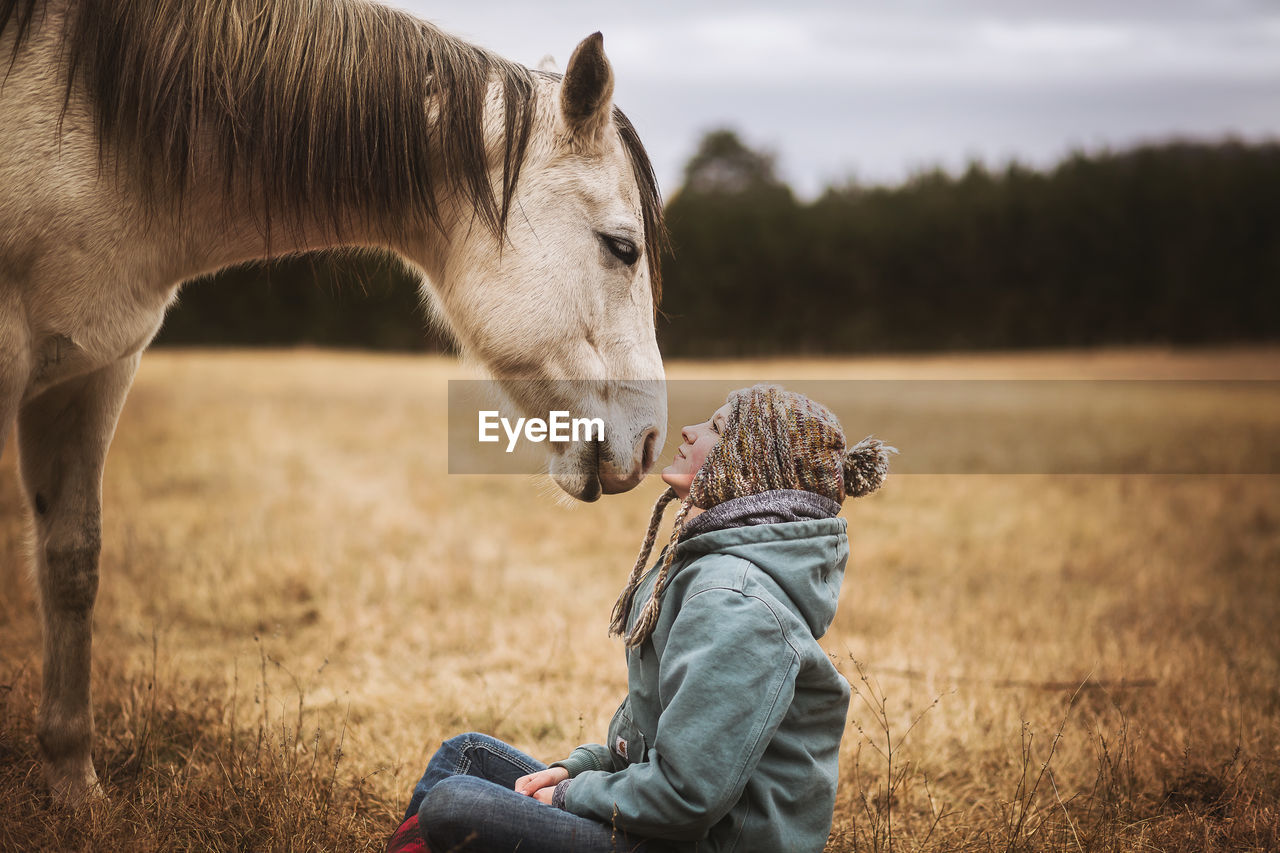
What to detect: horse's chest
<box><xmin>31</xmin><ymin>334</ymin><xmax>98</xmax><ymax>392</ymax></box>
<box><xmin>26</xmin><ymin>293</ymin><xmax>169</xmax><ymax>400</ymax></box>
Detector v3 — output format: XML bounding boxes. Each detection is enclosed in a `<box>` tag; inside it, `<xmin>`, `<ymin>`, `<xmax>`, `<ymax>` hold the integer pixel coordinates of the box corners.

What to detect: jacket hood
<box><xmin>674</xmin><ymin>491</ymin><xmax>850</xmax><ymax>639</ymax></box>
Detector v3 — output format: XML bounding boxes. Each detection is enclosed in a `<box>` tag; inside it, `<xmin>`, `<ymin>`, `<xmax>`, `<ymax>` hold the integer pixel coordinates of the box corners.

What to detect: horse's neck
<box><xmin>171</xmin><ymin>156</ymin><xmax>447</xmax><ymax>280</ymax></box>
<box><xmin>15</xmin><ymin>0</ymin><xmax>508</xmax><ymax>284</ymax></box>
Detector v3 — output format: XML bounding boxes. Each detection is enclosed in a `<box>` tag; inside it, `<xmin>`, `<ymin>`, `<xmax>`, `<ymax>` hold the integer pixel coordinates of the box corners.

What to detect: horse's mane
<box><xmin>0</xmin><ymin>0</ymin><xmax>665</xmax><ymax>301</ymax></box>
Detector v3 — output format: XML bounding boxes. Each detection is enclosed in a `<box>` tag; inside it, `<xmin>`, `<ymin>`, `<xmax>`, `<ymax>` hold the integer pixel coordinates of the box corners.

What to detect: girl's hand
<box><xmin>514</xmin><ymin>766</ymin><xmax>569</xmax><ymax>798</ymax></box>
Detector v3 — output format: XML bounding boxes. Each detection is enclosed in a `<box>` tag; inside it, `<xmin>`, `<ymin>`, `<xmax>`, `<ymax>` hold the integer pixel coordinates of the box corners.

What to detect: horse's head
<box><xmin>420</xmin><ymin>33</ymin><xmax>667</xmax><ymax>502</ymax></box>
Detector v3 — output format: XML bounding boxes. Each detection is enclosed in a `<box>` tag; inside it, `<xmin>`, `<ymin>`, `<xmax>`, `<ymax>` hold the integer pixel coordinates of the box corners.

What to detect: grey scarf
<box><xmin>678</xmin><ymin>488</ymin><xmax>842</xmax><ymax>541</ymax></box>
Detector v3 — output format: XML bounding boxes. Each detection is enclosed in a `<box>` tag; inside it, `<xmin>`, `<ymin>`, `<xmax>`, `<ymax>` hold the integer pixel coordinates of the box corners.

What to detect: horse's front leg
<box><xmin>0</xmin><ymin>287</ymin><xmax>31</xmax><ymax>456</ymax></box>
<box><xmin>17</xmin><ymin>353</ymin><xmax>141</xmax><ymax>806</ymax></box>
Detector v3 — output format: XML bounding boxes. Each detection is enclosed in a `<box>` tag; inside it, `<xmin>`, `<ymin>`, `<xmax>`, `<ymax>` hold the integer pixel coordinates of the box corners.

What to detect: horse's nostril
<box><xmin>600</xmin><ymin>428</ymin><xmax>660</xmax><ymax>494</ymax></box>
<box><xmin>641</xmin><ymin>428</ymin><xmax>659</xmax><ymax>473</ymax></box>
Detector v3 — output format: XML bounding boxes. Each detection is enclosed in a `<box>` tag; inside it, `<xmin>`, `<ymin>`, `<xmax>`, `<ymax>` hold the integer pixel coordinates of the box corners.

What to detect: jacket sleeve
<box><xmin>563</xmin><ymin>585</ymin><xmax>801</xmax><ymax>841</ymax></box>
<box><xmin>550</xmin><ymin>742</ymin><xmax>620</xmax><ymax>777</ymax></box>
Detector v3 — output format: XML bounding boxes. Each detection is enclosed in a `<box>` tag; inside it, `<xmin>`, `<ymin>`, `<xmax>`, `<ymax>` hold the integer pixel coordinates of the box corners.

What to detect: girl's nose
<box><xmin>680</xmin><ymin>425</ymin><xmax>696</xmax><ymax>444</ymax></box>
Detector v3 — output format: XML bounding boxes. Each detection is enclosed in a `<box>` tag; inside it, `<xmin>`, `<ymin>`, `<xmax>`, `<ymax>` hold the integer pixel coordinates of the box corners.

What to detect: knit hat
<box><xmin>610</xmin><ymin>383</ymin><xmax>896</xmax><ymax>647</ymax></box>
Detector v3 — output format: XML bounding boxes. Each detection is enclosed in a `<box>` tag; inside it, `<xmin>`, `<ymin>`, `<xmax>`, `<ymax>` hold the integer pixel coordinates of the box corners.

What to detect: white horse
<box><xmin>0</xmin><ymin>0</ymin><xmax>668</xmax><ymax>805</ymax></box>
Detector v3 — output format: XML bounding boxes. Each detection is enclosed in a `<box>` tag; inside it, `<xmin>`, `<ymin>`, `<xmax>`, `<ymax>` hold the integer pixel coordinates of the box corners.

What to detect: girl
<box><xmin>388</xmin><ymin>383</ymin><xmax>894</xmax><ymax>852</ymax></box>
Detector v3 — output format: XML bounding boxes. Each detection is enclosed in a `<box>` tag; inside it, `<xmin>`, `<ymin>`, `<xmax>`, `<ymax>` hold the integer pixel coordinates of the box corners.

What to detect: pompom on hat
<box><xmin>611</xmin><ymin>383</ymin><xmax>896</xmax><ymax>647</ymax></box>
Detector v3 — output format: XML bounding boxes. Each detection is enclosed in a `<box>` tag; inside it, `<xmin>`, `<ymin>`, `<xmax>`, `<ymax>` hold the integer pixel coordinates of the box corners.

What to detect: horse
<box><xmin>0</xmin><ymin>0</ymin><xmax>669</xmax><ymax>806</ymax></box>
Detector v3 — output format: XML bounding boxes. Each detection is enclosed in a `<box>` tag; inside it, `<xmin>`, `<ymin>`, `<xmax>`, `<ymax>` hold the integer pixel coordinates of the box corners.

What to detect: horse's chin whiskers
<box><xmin>534</xmin><ymin>474</ymin><xmax>578</xmax><ymax>509</ymax></box>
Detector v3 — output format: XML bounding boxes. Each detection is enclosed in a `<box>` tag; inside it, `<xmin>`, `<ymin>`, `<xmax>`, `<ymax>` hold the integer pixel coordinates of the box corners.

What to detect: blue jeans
<box><xmin>406</xmin><ymin>732</ymin><xmax>655</xmax><ymax>853</ymax></box>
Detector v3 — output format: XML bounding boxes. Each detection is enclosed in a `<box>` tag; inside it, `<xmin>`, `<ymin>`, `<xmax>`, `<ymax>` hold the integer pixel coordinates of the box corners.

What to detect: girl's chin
<box><xmin>661</xmin><ymin>471</ymin><xmax>694</xmax><ymax>491</ymax></box>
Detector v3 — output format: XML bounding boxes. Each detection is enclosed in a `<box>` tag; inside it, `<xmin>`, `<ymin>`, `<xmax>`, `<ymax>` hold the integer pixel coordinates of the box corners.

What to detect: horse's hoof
<box><xmin>44</xmin><ymin>760</ymin><xmax>106</xmax><ymax>809</ymax></box>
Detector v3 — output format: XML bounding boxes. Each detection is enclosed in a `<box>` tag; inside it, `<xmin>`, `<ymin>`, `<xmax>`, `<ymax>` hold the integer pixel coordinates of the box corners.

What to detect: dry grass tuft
<box><xmin>1</xmin><ymin>346</ymin><xmax>1278</xmax><ymax>852</ymax></box>
<box><xmin>0</xmin><ymin>645</ymin><xmax>390</xmax><ymax>851</ymax></box>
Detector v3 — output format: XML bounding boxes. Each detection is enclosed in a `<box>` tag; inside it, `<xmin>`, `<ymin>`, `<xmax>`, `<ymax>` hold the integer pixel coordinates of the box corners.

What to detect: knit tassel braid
<box><xmin>624</xmin><ymin>494</ymin><xmax>695</xmax><ymax>647</ymax></box>
<box><xmin>609</xmin><ymin>486</ymin><xmax>697</xmax><ymax>648</ymax></box>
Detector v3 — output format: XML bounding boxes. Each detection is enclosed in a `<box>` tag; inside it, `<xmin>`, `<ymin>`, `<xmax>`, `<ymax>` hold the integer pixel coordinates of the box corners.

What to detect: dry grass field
<box><xmin>1</xmin><ymin>346</ymin><xmax>1277</xmax><ymax>852</ymax></box>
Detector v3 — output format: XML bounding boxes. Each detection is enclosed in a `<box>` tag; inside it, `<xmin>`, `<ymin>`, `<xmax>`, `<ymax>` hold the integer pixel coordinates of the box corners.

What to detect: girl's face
<box><xmin>661</xmin><ymin>401</ymin><xmax>733</xmax><ymax>500</ymax></box>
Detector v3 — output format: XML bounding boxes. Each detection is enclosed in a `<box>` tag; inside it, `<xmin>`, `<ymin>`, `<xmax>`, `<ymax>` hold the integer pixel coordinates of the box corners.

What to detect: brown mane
<box><xmin>0</xmin><ymin>0</ymin><xmax>665</xmax><ymax>301</ymax></box>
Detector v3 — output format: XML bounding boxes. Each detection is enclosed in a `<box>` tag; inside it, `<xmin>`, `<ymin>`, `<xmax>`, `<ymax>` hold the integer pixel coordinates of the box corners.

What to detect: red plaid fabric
<box><xmin>385</xmin><ymin>813</ymin><xmax>430</xmax><ymax>853</ymax></box>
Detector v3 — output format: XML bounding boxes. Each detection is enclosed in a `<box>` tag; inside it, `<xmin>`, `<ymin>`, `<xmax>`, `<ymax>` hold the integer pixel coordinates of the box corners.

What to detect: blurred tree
<box><xmin>680</xmin><ymin>128</ymin><xmax>789</xmax><ymax>197</ymax></box>
<box><xmin>660</xmin><ymin>129</ymin><xmax>803</xmax><ymax>356</ymax></box>
<box><xmin>660</xmin><ymin>134</ymin><xmax>1278</xmax><ymax>356</ymax></box>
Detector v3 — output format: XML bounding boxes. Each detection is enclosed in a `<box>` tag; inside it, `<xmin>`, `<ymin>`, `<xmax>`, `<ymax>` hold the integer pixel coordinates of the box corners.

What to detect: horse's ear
<box><xmin>560</xmin><ymin>32</ymin><xmax>614</xmax><ymax>147</ymax></box>
<box><xmin>536</xmin><ymin>54</ymin><xmax>559</xmax><ymax>73</ymax></box>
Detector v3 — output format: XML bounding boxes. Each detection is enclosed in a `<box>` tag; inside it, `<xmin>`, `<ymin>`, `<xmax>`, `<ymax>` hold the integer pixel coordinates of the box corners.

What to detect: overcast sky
<box><xmin>393</xmin><ymin>1</ymin><xmax>1280</xmax><ymax>198</ymax></box>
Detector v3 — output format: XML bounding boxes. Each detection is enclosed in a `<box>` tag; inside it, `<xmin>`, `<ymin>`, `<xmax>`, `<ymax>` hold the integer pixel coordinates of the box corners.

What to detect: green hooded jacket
<box><xmin>554</xmin><ymin>491</ymin><xmax>852</xmax><ymax>852</ymax></box>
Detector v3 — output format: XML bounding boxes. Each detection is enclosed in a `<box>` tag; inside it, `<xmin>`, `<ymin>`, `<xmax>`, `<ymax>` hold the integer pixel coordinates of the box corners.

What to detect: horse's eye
<box><xmin>600</xmin><ymin>234</ymin><xmax>639</xmax><ymax>266</ymax></box>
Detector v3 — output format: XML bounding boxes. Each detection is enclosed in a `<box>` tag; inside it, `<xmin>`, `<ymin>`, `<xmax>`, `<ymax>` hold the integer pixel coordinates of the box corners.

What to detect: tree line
<box><xmin>154</xmin><ymin>133</ymin><xmax>1279</xmax><ymax>356</ymax></box>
